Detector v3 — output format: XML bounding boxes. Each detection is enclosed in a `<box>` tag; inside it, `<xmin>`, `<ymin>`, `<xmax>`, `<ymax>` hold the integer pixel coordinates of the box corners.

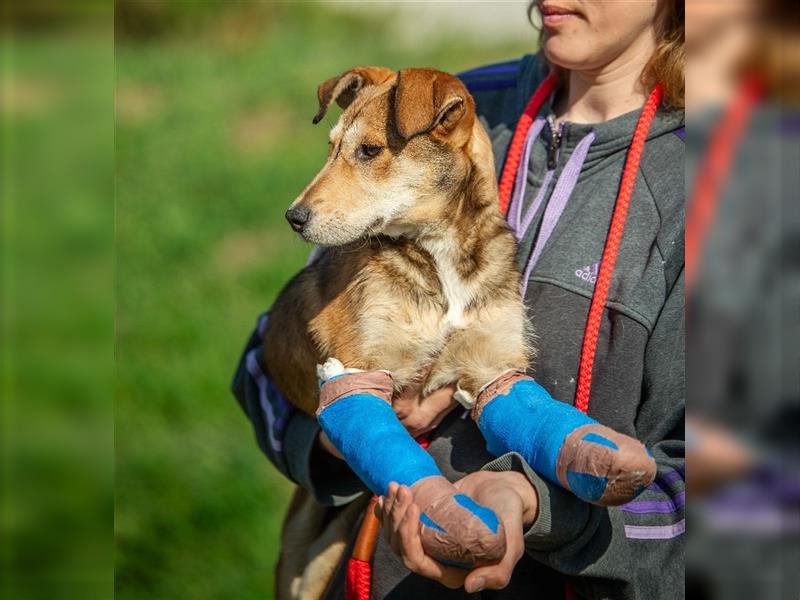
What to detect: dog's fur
<box><xmin>265</xmin><ymin>67</ymin><xmax>531</xmax><ymax>598</ymax></box>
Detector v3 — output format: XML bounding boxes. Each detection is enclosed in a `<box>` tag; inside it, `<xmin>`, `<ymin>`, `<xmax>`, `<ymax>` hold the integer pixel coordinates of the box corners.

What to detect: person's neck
<box><xmin>555</xmin><ymin>30</ymin><xmax>657</xmax><ymax>125</ymax></box>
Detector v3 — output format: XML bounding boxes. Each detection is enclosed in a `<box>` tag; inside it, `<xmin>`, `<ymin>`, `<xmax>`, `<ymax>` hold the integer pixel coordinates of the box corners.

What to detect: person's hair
<box><xmin>527</xmin><ymin>0</ymin><xmax>685</xmax><ymax>110</ymax></box>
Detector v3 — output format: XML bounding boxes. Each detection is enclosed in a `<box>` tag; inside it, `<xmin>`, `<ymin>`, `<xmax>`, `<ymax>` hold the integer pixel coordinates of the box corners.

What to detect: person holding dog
<box><xmin>232</xmin><ymin>0</ymin><xmax>684</xmax><ymax>598</ymax></box>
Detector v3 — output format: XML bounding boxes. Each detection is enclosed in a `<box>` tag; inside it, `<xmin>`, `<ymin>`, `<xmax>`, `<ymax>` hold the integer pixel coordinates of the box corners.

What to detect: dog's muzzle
<box><xmin>285</xmin><ymin>205</ymin><xmax>311</xmax><ymax>233</ymax></box>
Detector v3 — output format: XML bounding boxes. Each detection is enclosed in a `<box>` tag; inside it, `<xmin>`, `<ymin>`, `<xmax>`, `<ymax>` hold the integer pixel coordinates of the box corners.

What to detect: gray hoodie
<box><xmin>232</xmin><ymin>52</ymin><xmax>685</xmax><ymax>600</ymax></box>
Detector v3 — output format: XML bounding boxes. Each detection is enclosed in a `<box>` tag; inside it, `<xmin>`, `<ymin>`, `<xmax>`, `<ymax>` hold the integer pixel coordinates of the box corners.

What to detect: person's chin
<box><xmin>543</xmin><ymin>41</ymin><xmax>592</xmax><ymax>72</ymax></box>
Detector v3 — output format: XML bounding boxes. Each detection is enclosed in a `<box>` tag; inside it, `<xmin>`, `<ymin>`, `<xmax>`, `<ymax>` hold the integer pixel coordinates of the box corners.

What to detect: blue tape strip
<box><xmin>582</xmin><ymin>432</ymin><xmax>619</xmax><ymax>451</ymax></box>
<box><xmin>419</xmin><ymin>513</ymin><xmax>446</xmax><ymax>533</ymax></box>
<box><xmin>566</xmin><ymin>471</ymin><xmax>608</xmax><ymax>503</ymax></box>
<box><xmin>317</xmin><ymin>393</ymin><xmax>441</xmax><ymax>496</ymax></box>
<box><xmin>454</xmin><ymin>494</ymin><xmax>499</xmax><ymax>534</ymax></box>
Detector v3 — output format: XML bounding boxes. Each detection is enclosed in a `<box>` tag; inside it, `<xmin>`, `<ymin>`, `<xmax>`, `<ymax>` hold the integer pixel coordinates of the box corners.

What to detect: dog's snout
<box><xmin>285</xmin><ymin>205</ymin><xmax>311</xmax><ymax>232</ymax></box>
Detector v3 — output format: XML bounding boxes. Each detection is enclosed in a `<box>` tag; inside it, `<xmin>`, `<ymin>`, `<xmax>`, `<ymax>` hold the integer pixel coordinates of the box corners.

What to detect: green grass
<box><xmin>115</xmin><ymin>5</ymin><xmax>530</xmax><ymax>598</ymax></box>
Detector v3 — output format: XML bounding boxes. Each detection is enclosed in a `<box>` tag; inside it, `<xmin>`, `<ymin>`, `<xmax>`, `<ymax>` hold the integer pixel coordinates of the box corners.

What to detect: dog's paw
<box><xmin>412</xmin><ymin>476</ymin><xmax>506</xmax><ymax>568</ymax></box>
<box><xmin>556</xmin><ymin>424</ymin><xmax>657</xmax><ymax>506</ymax></box>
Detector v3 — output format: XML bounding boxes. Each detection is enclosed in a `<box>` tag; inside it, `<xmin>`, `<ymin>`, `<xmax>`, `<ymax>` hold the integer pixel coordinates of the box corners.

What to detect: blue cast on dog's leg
<box><xmin>473</xmin><ymin>369</ymin><xmax>656</xmax><ymax>505</ymax></box>
<box><xmin>315</xmin><ymin>360</ymin><xmax>506</xmax><ymax>566</ymax></box>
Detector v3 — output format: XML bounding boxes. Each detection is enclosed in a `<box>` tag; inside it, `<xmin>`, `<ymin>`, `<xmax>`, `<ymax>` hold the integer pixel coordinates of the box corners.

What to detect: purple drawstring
<box><xmin>520</xmin><ymin>130</ymin><xmax>595</xmax><ymax>296</ymax></box>
<box><xmin>517</xmin><ymin>169</ymin><xmax>554</xmax><ymax>243</ymax></box>
<box><xmin>507</xmin><ymin>116</ymin><xmax>546</xmax><ymax>235</ymax></box>
<box><xmin>506</xmin><ymin>124</ymin><xmax>596</xmax><ymax>297</ymax></box>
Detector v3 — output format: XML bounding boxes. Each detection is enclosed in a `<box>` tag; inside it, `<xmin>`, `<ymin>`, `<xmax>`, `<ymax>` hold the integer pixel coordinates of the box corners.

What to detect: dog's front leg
<box><xmin>472</xmin><ymin>369</ymin><xmax>657</xmax><ymax>506</ymax></box>
<box><xmin>440</xmin><ymin>305</ymin><xmax>656</xmax><ymax>506</ymax></box>
<box><xmin>315</xmin><ymin>358</ymin><xmax>506</xmax><ymax>568</ymax></box>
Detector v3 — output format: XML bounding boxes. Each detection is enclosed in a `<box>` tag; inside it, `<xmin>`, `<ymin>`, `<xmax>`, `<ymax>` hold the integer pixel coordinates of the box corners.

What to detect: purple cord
<box><xmin>519</xmin><ymin>131</ymin><xmax>596</xmax><ymax>297</ymax></box>
<box><xmin>506</xmin><ymin>116</ymin><xmax>546</xmax><ymax>235</ymax></box>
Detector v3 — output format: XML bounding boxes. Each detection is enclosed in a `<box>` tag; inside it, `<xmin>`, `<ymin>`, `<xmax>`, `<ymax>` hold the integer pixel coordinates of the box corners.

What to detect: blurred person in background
<box><xmin>233</xmin><ymin>1</ymin><xmax>685</xmax><ymax>598</ymax></box>
<box><xmin>685</xmin><ymin>0</ymin><xmax>800</xmax><ymax>598</ymax></box>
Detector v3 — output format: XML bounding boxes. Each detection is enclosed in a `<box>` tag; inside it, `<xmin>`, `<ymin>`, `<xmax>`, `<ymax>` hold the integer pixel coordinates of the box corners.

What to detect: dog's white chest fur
<box><xmin>421</xmin><ymin>236</ymin><xmax>476</xmax><ymax>329</ymax></box>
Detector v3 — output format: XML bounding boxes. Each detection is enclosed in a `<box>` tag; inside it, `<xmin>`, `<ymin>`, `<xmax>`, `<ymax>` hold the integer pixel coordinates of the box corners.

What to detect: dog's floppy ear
<box><xmin>394</xmin><ymin>68</ymin><xmax>474</xmax><ymax>141</ymax></box>
<box><xmin>312</xmin><ymin>66</ymin><xmax>396</xmax><ymax>124</ymax></box>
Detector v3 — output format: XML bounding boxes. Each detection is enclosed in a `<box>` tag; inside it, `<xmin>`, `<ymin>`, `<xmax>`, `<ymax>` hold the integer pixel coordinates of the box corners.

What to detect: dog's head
<box><xmin>285</xmin><ymin>66</ymin><xmax>482</xmax><ymax>245</ymax></box>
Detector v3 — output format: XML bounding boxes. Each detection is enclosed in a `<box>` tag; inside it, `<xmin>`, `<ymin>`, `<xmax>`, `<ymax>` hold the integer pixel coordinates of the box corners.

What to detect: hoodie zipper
<box><xmin>546</xmin><ymin>114</ymin><xmax>564</xmax><ymax>170</ymax></box>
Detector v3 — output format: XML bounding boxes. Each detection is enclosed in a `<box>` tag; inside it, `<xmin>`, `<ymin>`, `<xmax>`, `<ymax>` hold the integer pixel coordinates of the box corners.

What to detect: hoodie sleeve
<box><xmin>482</xmin><ymin>270</ymin><xmax>685</xmax><ymax>599</ymax></box>
<box><xmin>231</xmin><ymin>313</ymin><xmax>366</xmax><ymax>507</ymax></box>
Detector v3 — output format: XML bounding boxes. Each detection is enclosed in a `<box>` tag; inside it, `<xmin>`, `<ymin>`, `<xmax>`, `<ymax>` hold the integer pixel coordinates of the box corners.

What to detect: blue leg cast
<box><xmin>474</xmin><ymin>370</ymin><xmax>656</xmax><ymax>505</ymax></box>
<box><xmin>317</xmin><ymin>389</ymin><xmax>440</xmax><ymax>495</ymax></box>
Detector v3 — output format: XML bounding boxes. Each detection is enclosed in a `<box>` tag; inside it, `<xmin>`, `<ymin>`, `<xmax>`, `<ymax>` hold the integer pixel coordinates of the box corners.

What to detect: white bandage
<box><xmin>316</xmin><ymin>357</ymin><xmax>364</xmax><ymax>385</ymax></box>
<box><xmin>453</xmin><ymin>383</ymin><xmax>476</xmax><ymax>409</ymax></box>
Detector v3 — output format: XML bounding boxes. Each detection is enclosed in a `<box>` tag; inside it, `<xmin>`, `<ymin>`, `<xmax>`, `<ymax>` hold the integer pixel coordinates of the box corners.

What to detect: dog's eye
<box><xmin>357</xmin><ymin>144</ymin><xmax>383</xmax><ymax>160</ymax></box>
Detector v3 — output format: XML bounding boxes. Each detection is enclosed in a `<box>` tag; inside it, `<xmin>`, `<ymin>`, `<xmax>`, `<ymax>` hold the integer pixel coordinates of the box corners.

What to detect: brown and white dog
<box><xmin>266</xmin><ymin>66</ymin><xmax>531</xmax><ymax>598</ymax></box>
<box><xmin>265</xmin><ymin>66</ymin><xmax>529</xmax><ymax>414</ymax></box>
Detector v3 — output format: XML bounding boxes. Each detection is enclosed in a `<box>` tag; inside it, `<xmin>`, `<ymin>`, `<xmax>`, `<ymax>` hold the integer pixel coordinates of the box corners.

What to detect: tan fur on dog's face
<box><xmin>287</xmin><ymin>67</ymin><xmax>477</xmax><ymax>246</ymax></box>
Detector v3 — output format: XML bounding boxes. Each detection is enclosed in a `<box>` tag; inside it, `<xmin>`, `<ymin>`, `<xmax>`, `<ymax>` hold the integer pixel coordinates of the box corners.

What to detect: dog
<box><xmin>264</xmin><ymin>66</ymin><xmax>528</xmax><ymax>414</ymax></box>
<box><xmin>266</xmin><ymin>65</ymin><xmax>528</xmax><ymax>598</ymax></box>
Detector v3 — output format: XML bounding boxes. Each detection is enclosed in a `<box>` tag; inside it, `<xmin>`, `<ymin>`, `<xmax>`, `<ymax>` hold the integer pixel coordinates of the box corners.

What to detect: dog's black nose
<box><xmin>285</xmin><ymin>206</ymin><xmax>311</xmax><ymax>232</ymax></box>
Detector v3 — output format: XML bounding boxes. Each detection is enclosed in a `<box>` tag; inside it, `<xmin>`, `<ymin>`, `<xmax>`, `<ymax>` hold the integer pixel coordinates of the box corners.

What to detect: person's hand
<box><xmin>392</xmin><ymin>383</ymin><xmax>459</xmax><ymax>438</ymax></box>
<box><xmin>452</xmin><ymin>470</ymin><xmax>538</xmax><ymax>592</ymax></box>
<box><xmin>375</xmin><ymin>483</ymin><xmax>469</xmax><ymax>589</ymax></box>
<box><xmin>376</xmin><ymin>471</ymin><xmax>538</xmax><ymax>592</ymax></box>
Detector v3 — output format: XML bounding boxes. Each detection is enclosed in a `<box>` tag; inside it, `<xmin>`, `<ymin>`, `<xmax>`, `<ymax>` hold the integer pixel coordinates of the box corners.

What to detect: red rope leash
<box><xmin>685</xmin><ymin>75</ymin><xmax>762</xmax><ymax>294</ymax></box>
<box><xmin>496</xmin><ymin>77</ymin><xmax>664</xmax><ymax>415</ymax></box>
<box><xmin>345</xmin><ymin>498</ymin><xmax>378</xmax><ymax>600</ymax></box>
<box><xmin>573</xmin><ymin>84</ymin><xmax>663</xmax><ymax>413</ymax></box>
<box><xmin>498</xmin><ymin>72</ymin><xmax>559</xmax><ymax>216</ymax></box>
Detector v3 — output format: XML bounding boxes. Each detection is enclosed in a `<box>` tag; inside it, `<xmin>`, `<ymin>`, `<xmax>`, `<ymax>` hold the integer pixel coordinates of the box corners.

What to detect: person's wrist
<box><xmin>504</xmin><ymin>470</ymin><xmax>539</xmax><ymax>527</ymax></box>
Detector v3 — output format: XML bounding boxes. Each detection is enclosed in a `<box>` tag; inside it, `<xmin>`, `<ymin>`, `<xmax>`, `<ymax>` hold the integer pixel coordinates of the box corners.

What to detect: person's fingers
<box><xmin>381</xmin><ymin>484</ymin><xmax>400</xmax><ymax>548</ymax></box>
<box><xmin>391</xmin><ymin>383</ymin><xmax>423</xmax><ymax>421</ymax></box>
<box><xmin>383</xmin><ymin>482</ymin><xmax>399</xmax><ymax>517</ymax></box>
<box><xmin>405</xmin><ymin>390</ymin><xmax>459</xmax><ymax>436</ymax></box>
<box><xmin>424</xmin><ymin>383</ymin><xmax>456</xmax><ymax>405</ymax></box>
<box><xmin>374</xmin><ymin>496</ymin><xmax>385</xmax><ymax>519</ymax></box>
<box><xmin>394</xmin><ymin>383</ymin><xmax>458</xmax><ymax>436</ymax></box>
<box><xmin>396</xmin><ymin>502</ymin><xmax>467</xmax><ymax>589</ymax></box>
<box><xmin>426</xmin><ymin>402</ymin><xmax>456</xmax><ymax>431</ymax></box>
<box><xmin>389</xmin><ymin>486</ymin><xmax>413</xmax><ymax>539</ymax></box>
<box><xmin>397</xmin><ymin>494</ymin><xmax>422</xmax><ymax>549</ymax></box>
<box><xmin>424</xmin><ymin>386</ymin><xmax>458</xmax><ymax>423</ymax></box>
<box><xmin>387</xmin><ymin>488</ymin><xmax>420</xmax><ymax>562</ymax></box>
<box><xmin>463</xmin><ymin>521</ymin><xmax>525</xmax><ymax>592</ymax></box>
<box><xmin>394</xmin><ymin>499</ymin><xmax>426</xmax><ymax>569</ymax></box>
<box><xmin>464</xmin><ymin>551</ymin><xmax>517</xmax><ymax>592</ymax></box>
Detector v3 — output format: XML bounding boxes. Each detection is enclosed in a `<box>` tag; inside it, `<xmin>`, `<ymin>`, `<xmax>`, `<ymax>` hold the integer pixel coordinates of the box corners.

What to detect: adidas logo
<box><xmin>575</xmin><ymin>262</ymin><xmax>599</xmax><ymax>284</ymax></box>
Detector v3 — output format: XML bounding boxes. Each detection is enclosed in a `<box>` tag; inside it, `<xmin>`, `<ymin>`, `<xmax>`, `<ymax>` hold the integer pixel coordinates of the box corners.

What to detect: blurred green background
<box><xmin>114</xmin><ymin>2</ymin><xmax>532</xmax><ymax>598</ymax></box>
<box><xmin>2</xmin><ymin>5</ymin><xmax>114</xmax><ymax>599</ymax></box>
